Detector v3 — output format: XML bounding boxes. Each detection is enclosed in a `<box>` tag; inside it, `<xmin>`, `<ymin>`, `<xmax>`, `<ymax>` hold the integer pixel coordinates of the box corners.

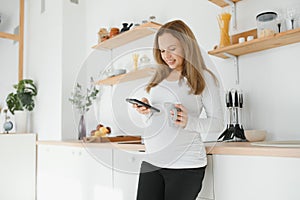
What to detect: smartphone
<box><xmin>126</xmin><ymin>98</ymin><xmax>160</xmax><ymax>112</ymax></box>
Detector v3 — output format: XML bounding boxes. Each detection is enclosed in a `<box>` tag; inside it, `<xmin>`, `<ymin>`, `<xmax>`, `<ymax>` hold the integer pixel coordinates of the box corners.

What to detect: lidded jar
<box><xmin>256</xmin><ymin>11</ymin><xmax>278</xmax><ymax>38</ymax></box>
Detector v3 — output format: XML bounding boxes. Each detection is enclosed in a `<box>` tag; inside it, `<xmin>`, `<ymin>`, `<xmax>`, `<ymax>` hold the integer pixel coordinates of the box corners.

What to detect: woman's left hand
<box><xmin>173</xmin><ymin>104</ymin><xmax>188</xmax><ymax>128</ymax></box>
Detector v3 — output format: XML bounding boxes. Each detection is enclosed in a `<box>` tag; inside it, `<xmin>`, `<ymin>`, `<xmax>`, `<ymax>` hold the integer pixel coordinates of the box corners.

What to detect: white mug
<box><xmin>164</xmin><ymin>102</ymin><xmax>180</xmax><ymax>127</ymax></box>
<box><xmin>247</xmin><ymin>35</ymin><xmax>254</xmax><ymax>41</ymax></box>
<box><xmin>238</xmin><ymin>37</ymin><xmax>245</xmax><ymax>43</ymax></box>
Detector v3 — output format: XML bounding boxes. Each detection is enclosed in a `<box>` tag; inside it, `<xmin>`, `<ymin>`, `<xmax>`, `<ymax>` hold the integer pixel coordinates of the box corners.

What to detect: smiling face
<box><xmin>158</xmin><ymin>33</ymin><xmax>184</xmax><ymax>72</ymax></box>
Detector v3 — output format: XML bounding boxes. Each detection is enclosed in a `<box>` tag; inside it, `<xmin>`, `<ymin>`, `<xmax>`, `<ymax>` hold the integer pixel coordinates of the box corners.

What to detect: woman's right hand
<box><xmin>133</xmin><ymin>97</ymin><xmax>151</xmax><ymax>115</ymax></box>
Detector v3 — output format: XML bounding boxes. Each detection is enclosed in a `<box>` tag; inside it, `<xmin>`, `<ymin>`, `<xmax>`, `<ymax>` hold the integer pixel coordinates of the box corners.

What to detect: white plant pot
<box><xmin>14</xmin><ymin>110</ymin><xmax>28</xmax><ymax>133</ymax></box>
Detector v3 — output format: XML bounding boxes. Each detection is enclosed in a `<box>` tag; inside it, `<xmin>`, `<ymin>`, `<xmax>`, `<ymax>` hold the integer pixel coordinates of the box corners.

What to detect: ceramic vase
<box><xmin>14</xmin><ymin>110</ymin><xmax>28</xmax><ymax>133</ymax></box>
<box><xmin>78</xmin><ymin>114</ymin><xmax>86</xmax><ymax>140</ymax></box>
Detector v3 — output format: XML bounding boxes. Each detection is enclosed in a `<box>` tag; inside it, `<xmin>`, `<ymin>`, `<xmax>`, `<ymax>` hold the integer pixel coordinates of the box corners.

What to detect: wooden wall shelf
<box><xmin>92</xmin><ymin>22</ymin><xmax>161</xmax><ymax>50</ymax></box>
<box><xmin>208</xmin><ymin>28</ymin><xmax>300</xmax><ymax>59</ymax></box>
<box><xmin>0</xmin><ymin>0</ymin><xmax>24</xmax><ymax>80</ymax></box>
<box><xmin>95</xmin><ymin>67</ymin><xmax>155</xmax><ymax>85</ymax></box>
<box><xmin>209</xmin><ymin>0</ymin><xmax>241</xmax><ymax>7</ymax></box>
<box><xmin>0</xmin><ymin>32</ymin><xmax>19</xmax><ymax>41</ymax></box>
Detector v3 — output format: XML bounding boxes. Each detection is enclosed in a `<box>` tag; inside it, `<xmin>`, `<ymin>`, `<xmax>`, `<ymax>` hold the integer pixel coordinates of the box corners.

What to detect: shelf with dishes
<box><xmin>95</xmin><ymin>67</ymin><xmax>156</xmax><ymax>85</ymax></box>
<box><xmin>92</xmin><ymin>22</ymin><xmax>162</xmax><ymax>50</ymax></box>
<box><xmin>208</xmin><ymin>0</ymin><xmax>241</xmax><ymax>7</ymax></box>
<box><xmin>208</xmin><ymin>27</ymin><xmax>300</xmax><ymax>59</ymax></box>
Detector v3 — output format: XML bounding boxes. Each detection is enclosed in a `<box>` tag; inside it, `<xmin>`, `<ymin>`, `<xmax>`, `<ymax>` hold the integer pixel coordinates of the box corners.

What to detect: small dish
<box><xmin>111</xmin><ymin>69</ymin><xmax>126</xmax><ymax>76</ymax></box>
<box><xmin>244</xmin><ymin>130</ymin><xmax>266</xmax><ymax>142</ymax></box>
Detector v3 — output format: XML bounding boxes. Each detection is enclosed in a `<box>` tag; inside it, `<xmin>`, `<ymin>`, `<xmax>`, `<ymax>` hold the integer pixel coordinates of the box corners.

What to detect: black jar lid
<box><xmin>256</xmin><ymin>11</ymin><xmax>278</xmax><ymax>22</ymax></box>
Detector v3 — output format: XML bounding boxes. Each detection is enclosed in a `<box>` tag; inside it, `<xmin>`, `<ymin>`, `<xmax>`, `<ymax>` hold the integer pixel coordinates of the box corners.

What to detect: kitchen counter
<box><xmin>37</xmin><ymin>140</ymin><xmax>300</xmax><ymax>200</ymax></box>
<box><xmin>205</xmin><ymin>141</ymin><xmax>300</xmax><ymax>158</ymax></box>
<box><xmin>37</xmin><ymin>140</ymin><xmax>146</xmax><ymax>151</ymax></box>
<box><xmin>37</xmin><ymin>140</ymin><xmax>300</xmax><ymax>158</ymax></box>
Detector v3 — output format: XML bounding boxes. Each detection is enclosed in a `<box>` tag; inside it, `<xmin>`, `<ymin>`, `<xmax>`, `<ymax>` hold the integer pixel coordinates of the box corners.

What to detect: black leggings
<box><xmin>136</xmin><ymin>161</ymin><xmax>206</xmax><ymax>200</ymax></box>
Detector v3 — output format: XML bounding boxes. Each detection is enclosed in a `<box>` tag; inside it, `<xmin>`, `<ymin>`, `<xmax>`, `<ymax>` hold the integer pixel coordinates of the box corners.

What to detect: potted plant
<box><xmin>69</xmin><ymin>77</ymin><xmax>99</xmax><ymax>140</ymax></box>
<box><xmin>6</xmin><ymin>79</ymin><xmax>37</xmax><ymax>133</ymax></box>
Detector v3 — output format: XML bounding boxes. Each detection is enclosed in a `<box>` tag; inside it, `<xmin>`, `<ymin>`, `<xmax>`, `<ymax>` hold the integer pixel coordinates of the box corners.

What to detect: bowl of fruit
<box><xmin>83</xmin><ymin>124</ymin><xmax>111</xmax><ymax>143</ymax></box>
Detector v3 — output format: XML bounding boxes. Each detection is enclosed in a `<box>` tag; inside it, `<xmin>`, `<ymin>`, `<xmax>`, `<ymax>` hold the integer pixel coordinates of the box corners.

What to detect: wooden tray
<box><xmin>83</xmin><ymin>135</ymin><xmax>141</xmax><ymax>143</ymax></box>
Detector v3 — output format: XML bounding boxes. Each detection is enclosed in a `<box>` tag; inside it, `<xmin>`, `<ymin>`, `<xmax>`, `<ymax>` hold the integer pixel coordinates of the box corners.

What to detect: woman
<box><xmin>134</xmin><ymin>20</ymin><xmax>224</xmax><ymax>200</ymax></box>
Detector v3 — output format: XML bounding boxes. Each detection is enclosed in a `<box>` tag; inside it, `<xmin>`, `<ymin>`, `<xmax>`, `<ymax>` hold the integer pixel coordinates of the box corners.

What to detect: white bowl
<box><xmin>244</xmin><ymin>130</ymin><xmax>267</xmax><ymax>142</ymax></box>
<box><xmin>112</xmin><ymin>69</ymin><xmax>126</xmax><ymax>76</ymax></box>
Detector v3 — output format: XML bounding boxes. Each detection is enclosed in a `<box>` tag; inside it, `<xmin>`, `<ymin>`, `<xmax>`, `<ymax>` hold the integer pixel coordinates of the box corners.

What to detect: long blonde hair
<box><xmin>146</xmin><ymin>20</ymin><xmax>217</xmax><ymax>95</ymax></box>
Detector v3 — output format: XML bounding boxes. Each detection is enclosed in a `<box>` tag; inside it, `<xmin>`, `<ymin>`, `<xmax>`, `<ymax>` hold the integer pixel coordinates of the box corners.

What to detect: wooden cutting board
<box><xmin>83</xmin><ymin>135</ymin><xmax>141</xmax><ymax>143</ymax></box>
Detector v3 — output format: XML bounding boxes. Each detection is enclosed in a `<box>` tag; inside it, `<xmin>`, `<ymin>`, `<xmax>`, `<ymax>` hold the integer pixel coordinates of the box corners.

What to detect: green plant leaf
<box><xmin>69</xmin><ymin>78</ymin><xmax>100</xmax><ymax>114</ymax></box>
<box><xmin>6</xmin><ymin>79</ymin><xmax>37</xmax><ymax>114</ymax></box>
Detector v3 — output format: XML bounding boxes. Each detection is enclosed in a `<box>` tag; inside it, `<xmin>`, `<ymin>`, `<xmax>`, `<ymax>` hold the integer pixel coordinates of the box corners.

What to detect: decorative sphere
<box><xmin>3</xmin><ymin>121</ymin><xmax>13</xmax><ymax>132</ymax></box>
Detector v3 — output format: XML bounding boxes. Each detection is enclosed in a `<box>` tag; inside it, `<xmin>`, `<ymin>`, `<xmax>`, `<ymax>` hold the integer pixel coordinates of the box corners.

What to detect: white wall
<box><xmin>2</xmin><ymin>0</ymin><xmax>300</xmax><ymax>140</ymax></box>
<box><xmin>26</xmin><ymin>0</ymin><xmax>87</xmax><ymax>140</ymax></box>
<box><xmin>84</xmin><ymin>0</ymin><xmax>300</xmax><ymax>140</ymax></box>
<box><xmin>215</xmin><ymin>0</ymin><xmax>300</xmax><ymax>140</ymax></box>
<box><xmin>61</xmin><ymin>0</ymin><xmax>87</xmax><ymax>139</ymax></box>
<box><xmin>0</xmin><ymin>0</ymin><xmax>19</xmax><ymax>110</ymax></box>
<box><xmin>26</xmin><ymin>0</ymin><xmax>63</xmax><ymax>140</ymax></box>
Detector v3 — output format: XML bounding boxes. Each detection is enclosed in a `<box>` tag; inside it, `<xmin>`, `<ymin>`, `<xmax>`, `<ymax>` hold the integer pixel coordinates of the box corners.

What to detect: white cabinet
<box><xmin>37</xmin><ymin>143</ymin><xmax>300</xmax><ymax>200</ymax></box>
<box><xmin>37</xmin><ymin>145</ymin><xmax>113</xmax><ymax>200</ymax></box>
<box><xmin>113</xmin><ymin>150</ymin><xmax>214</xmax><ymax>200</ymax></box>
<box><xmin>0</xmin><ymin>133</ymin><xmax>36</xmax><ymax>200</ymax></box>
<box><xmin>213</xmin><ymin>154</ymin><xmax>300</xmax><ymax>200</ymax></box>
<box><xmin>197</xmin><ymin>155</ymin><xmax>214</xmax><ymax>200</ymax></box>
<box><xmin>113</xmin><ymin>149</ymin><xmax>145</xmax><ymax>200</ymax></box>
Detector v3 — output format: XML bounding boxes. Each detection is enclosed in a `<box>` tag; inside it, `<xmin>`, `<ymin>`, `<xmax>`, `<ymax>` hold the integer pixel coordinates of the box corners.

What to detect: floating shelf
<box><xmin>95</xmin><ymin>67</ymin><xmax>156</xmax><ymax>85</ymax></box>
<box><xmin>208</xmin><ymin>27</ymin><xmax>300</xmax><ymax>59</ymax></box>
<box><xmin>209</xmin><ymin>0</ymin><xmax>241</xmax><ymax>7</ymax></box>
<box><xmin>92</xmin><ymin>22</ymin><xmax>161</xmax><ymax>50</ymax></box>
<box><xmin>0</xmin><ymin>0</ymin><xmax>24</xmax><ymax>80</ymax></box>
<box><xmin>0</xmin><ymin>32</ymin><xmax>19</xmax><ymax>41</ymax></box>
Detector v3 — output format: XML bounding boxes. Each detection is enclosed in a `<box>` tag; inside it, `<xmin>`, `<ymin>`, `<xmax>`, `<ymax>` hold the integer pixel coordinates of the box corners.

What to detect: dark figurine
<box><xmin>120</xmin><ymin>23</ymin><xmax>133</xmax><ymax>33</ymax></box>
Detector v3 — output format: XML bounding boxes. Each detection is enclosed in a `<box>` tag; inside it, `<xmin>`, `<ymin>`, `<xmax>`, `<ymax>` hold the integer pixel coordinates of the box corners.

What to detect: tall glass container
<box><xmin>256</xmin><ymin>11</ymin><xmax>278</xmax><ymax>38</ymax></box>
<box><xmin>218</xmin><ymin>12</ymin><xmax>232</xmax><ymax>48</ymax></box>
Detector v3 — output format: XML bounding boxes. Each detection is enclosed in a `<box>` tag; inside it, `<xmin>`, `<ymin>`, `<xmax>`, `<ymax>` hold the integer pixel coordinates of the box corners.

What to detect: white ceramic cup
<box><xmin>164</xmin><ymin>102</ymin><xmax>180</xmax><ymax>127</ymax></box>
<box><xmin>247</xmin><ymin>35</ymin><xmax>254</xmax><ymax>41</ymax></box>
<box><xmin>238</xmin><ymin>37</ymin><xmax>245</xmax><ymax>43</ymax></box>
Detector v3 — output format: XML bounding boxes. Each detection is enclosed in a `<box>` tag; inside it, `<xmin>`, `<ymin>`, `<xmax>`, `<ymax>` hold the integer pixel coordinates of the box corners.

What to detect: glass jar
<box><xmin>256</xmin><ymin>11</ymin><xmax>278</xmax><ymax>38</ymax></box>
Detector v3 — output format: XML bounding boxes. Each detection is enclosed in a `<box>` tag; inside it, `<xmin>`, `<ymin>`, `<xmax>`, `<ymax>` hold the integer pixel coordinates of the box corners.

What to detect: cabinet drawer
<box><xmin>113</xmin><ymin>149</ymin><xmax>145</xmax><ymax>174</ymax></box>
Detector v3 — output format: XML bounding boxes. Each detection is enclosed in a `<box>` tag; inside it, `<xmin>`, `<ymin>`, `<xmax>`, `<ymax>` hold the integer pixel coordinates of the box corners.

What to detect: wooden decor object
<box><xmin>231</xmin><ymin>29</ymin><xmax>257</xmax><ymax>45</ymax></box>
<box><xmin>83</xmin><ymin>135</ymin><xmax>141</xmax><ymax>143</ymax></box>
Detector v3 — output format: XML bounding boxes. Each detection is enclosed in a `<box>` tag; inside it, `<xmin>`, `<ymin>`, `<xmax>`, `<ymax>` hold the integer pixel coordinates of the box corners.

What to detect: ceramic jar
<box><xmin>110</xmin><ymin>28</ymin><xmax>120</xmax><ymax>38</ymax></box>
<box><xmin>98</xmin><ymin>28</ymin><xmax>109</xmax><ymax>43</ymax></box>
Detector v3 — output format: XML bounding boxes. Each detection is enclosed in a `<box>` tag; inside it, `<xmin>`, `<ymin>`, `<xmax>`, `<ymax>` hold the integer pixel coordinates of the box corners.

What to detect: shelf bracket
<box><xmin>223</xmin><ymin>53</ymin><xmax>239</xmax><ymax>85</ymax></box>
<box><xmin>224</xmin><ymin>0</ymin><xmax>237</xmax><ymax>30</ymax></box>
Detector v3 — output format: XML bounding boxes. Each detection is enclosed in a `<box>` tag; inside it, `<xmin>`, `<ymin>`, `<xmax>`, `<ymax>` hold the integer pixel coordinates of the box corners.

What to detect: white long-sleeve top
<box><xmin>142</xmin><ymin>70</ymin><xmax>224</xmax><ymax>168</ymax></box>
